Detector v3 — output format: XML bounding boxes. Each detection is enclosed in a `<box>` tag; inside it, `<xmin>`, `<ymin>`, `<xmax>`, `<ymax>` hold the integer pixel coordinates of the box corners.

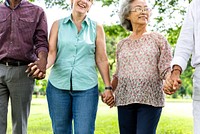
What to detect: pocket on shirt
<box><xmin>0</xmin><ymin>18</ymin><xmax>7</xmax><ymax>35</ymax></box>
<box><xmin>18</xmin><ymin>17</ymin><xmax>35</xmax><ymax>34</ymax></box>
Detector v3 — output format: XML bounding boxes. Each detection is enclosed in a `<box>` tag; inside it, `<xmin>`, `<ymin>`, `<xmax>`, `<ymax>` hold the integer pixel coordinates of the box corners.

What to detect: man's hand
<box><xmin>26</xmin><ymin>51</ymin><xmax>48</xmax><ymax>79</ymax></box>
<box><xmin>163</xmin><ymin>69</ymin><xmax>182</xmax><ymax>95</ymax></box>
<box><xmin>25</xmin><ymin>59</ymin><xmax>46</xmax><ymax>79</ymax></box>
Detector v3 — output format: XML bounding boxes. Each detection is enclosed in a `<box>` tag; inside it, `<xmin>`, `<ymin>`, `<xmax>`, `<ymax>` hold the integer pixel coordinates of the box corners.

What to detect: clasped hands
<box><xmin>25</xmin><ymin>58</ymin><xmax>47</xmax><ymax>80</ymax></box>
<box><xmin>101</xmin><ymin>90</ymin><xmax>115</xmax><ymax>108</ymax></box>
<box><xmin>163</xmin><ymin>71</ymin><xmax>182</xmax><ymax>95</ymax></box>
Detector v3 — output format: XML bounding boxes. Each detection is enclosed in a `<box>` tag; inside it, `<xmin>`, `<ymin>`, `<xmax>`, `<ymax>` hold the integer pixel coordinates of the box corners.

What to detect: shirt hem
<box><xmin>115</xmin><ymin>101</ymin><xmax>165</xmax><ymax>107</ymax></box>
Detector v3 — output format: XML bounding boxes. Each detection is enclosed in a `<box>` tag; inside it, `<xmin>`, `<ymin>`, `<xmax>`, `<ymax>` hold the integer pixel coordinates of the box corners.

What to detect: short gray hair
<box><xmin>118</xmin><ymin>0</ymin><xmax>135</xmax><ymax>31</ymax></box>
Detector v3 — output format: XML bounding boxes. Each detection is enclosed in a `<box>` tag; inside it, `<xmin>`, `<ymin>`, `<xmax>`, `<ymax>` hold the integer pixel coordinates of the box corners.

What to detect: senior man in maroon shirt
<box><xmin>0</xmin><ymin>0</ymin><xmax>48</xmax><ymax>133</ymax></box>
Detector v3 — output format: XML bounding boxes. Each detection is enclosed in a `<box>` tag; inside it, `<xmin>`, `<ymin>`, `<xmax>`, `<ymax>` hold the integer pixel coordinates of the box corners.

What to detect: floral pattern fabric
<box><xmin>114</xmin><ymin>32</ymin><xmax>172</xmax><ymax>107</ymax></box>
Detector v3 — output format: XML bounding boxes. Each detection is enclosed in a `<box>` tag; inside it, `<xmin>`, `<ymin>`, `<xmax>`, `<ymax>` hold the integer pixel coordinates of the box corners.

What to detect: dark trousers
<box><xmin>117</xmin><ymin>103</ymin><xmax>162</xmax><ymax>134</ymax></box>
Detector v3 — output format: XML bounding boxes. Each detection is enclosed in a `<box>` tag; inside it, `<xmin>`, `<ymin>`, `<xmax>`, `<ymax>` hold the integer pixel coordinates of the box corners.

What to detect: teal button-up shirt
<box><xmin>48</xmin><ymin>15</ymin><xmax>97</xmax><ymax>90</ymax></box>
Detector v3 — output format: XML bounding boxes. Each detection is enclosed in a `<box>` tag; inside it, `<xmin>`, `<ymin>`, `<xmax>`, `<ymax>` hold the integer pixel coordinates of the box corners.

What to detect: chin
<box><xmin>138</xmin><ymin>21</ymin><xmax>148</xmax><ymax>25</ymax></box>
<box><xmin>77</xmin><ymin>10</ymin><xmax>87</xmax><ymax>14</ymax></box>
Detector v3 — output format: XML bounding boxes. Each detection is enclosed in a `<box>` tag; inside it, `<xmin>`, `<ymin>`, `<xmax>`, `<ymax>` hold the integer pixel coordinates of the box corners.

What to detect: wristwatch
<box><xmin>105</xmin><ymin>86</ymin><xmax>113</xmax><ymax>90</ymax></box>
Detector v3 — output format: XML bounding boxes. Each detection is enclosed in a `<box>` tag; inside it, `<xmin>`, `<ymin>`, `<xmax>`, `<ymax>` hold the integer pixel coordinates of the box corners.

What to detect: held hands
<box><xmin>25</xmin><ymin>58</ymin><xmax>47</xmax><ymax>80</ymax></box>
<box><xmin>101</xmin><ymin>89</ymin><xmax>115</xmax><ymax>108</ymax></box>
<box><xmin>163</xmin><ymin>70</ymin><xmax>182</xmax><ymax>95</ymax></box>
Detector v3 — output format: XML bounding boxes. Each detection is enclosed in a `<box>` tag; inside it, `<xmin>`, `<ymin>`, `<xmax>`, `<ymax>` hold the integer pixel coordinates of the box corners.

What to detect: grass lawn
<box><xmin>6</xmin><ymin>96</ymin><xmax>193</xmax><ymax>134</ymax></box>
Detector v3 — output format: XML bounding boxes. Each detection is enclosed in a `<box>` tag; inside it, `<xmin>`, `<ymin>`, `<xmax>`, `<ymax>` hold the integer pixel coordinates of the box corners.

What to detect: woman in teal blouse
<box><xmin>46</xmin><ymin>0</ymin><xmax>114</xmax><ymax>133</ymax></box>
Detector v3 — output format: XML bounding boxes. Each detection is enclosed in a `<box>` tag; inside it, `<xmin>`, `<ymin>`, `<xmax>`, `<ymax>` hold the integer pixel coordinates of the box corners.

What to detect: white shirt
<box><xmin>171</xmin><ymin>0</ymin><xmax>200</xmax><ymax>71</ymax></box>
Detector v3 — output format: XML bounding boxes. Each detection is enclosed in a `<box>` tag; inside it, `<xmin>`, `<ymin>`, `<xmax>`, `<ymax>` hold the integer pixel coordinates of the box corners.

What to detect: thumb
<box><xmin>173</xmin><ymin>80</ymin><xmax>179</xmax><ymax>90</ymax></box>
<box><xmin>103</xmin><ymin>97</ymin><xmax>107</xmax><ymax>103</ymax></box>
<box><xmin>177</xmin><ymin>78</ymin><xmax>182</xmax><ymax>84</ymax></box>
<box><xmin>101</xmin><ymin>93</ymin><xmax>107</xmax><ymax>103</ymax></box>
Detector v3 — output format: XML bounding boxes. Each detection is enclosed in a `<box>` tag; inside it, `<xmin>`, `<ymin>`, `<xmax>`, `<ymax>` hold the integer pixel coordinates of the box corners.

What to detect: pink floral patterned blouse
<box><xmin>113</xmin><ymin>32</ymin><xmax>172</xmax><ymax>107</ymax></box>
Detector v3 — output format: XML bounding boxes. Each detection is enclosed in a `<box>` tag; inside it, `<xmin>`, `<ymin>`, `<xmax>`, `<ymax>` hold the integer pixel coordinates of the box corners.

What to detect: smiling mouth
<box><xmin>78</xmin><ymin>3</ymin><xmax>86</xmax><ymax>9</ymax></box>
<box><xmin>138</xmin><ymin>16</ymin><xmax>147</xmax><ymax>20</ymax></box>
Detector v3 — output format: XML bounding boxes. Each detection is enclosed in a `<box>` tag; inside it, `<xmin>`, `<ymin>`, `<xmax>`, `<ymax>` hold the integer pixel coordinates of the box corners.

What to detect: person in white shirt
<box><xmin>163</xmin><ymin>0</ymin><xmax>200</xmax><ymax>133</ymax></box>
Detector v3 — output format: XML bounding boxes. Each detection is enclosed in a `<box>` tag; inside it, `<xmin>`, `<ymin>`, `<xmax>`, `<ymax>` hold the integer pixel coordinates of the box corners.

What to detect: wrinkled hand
<box><xmin>163</xmin><ymin>72</ymin><xmax>182</xmax><ymax>95</ymax></box>
<box><xmin>101</xmin><ymin>90</ymin><xmax>115</xmax><ymax>108</ymax></box>
<box><xmin>25</xmin><ymin>59</ymin><xmax>47</xmax><ymax>79</ymax></box>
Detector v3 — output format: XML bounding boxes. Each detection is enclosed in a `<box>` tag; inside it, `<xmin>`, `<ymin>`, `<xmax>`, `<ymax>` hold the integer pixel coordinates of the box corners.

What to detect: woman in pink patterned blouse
<box><xmin>110</xmin><ymin>0</ymin><xmax>172</xmax><ymax>133</ymax></box>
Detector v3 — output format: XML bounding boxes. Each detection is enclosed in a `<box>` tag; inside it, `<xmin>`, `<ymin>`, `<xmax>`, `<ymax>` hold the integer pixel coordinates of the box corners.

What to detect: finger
<box><xmin>164</xmin><ymin>89</ymin><xmax>173</xmax><ymax>95</ymax></box>
<box><xmin>25</xmin><ymin>67</ymin><xmax>31</xmax><ymax>73</ymax></box>
<box><xmin>28</xmin><ymin>65</ymin><xmax>39</xmax><ymax>76</ymax></box>
<box><xmin>28</xmin><ymin>64</ymin><xmax>37</xmax><ymax>74</ymax></box>
<box><xmin>103</xmin><ymin>96</ymin><xmax>111</xmax><ymax>103</ymax></box>
<box><xmin>35</xmin><ymin>72</ymin><xmax>45</xmax><ymax>80</ymax></box>
<box><xmin>101</xmin><ymin>94</ymin><xmax>106</xmax><ymax>102</ymax></box>
<box><xmin>100</xmin><ymin>93</ymin><xmax>104</xmax><ymax>101</ymax></box>
<box><xmin>32</xmin><ymin>69</ymin><xmax>40</xmax><ymax>77</ymax></box>
<box><xmin>163</xmin><ymin>87</ymin><xmax>173</xmax><ymax>95</ymax></box>
<box><xmin>101</xmin><ymin>93</ymin><xmax>105</xmax><ymax>98</ymax></box>
<box><xmin>173</xmin><ymin>80</ymin><xmax>181</xmax><ymax>90</ymax></box>
<box><xmin>38</xmin><ymin>72</ymin><xmax>45</xmax><ymax>78</ymax></box>
<box><xmin>163</xmin><ymin>84</ymin><xmax>171</xmax><ymax>91</ymax></box>
<box><xmin>26</xmin><ymin>63</ymin><xmax>35</xmax><ymax>72</ymax></box>
<box><xmin>105</xmin><ymin>97</ymin><xmax>114</xmax><ymax>104</ymax></box>
<box><xmin>163</xmin><ymin>85</ymin><xmax>171</xmax><ymax>92</ymax></box>
<box><xmin>107</xmin><ymin>102</ymin><xmax>115</xmax><ymax>107</ymax></box>
<box><xmin>109</xmin><ymin>103</ymin><xmax>115</xmax><ymax>108</ymax></box>
<box><xmin>28</xmin><ymin>70</ymin><xmax>35</xmax><ymax>77</ymax></box>
<box><xmin>31</xmin><ymin>65</ymin><xmax>38</xmax><ymax>71</ymax></box>
<box><xmin>177</xmin><ymin>79</ymin><xmax>182</xmax><ymax>84</ymax></box>
<box><xmin>28</xmin><ymin>63</ymin><xmax>35</xmax><ymax>67</ymax></box>
<box><xmin>103</xmin><ymin>97</ymin><xmax>107</xmax><ymax>103</ymax></box>
<box><xmin>107</xmin><ymin>99</ymin><xmax>115</xmax><ymax>106</ymax></box>
<box><xmin>165</xmin><ymin>79</ymin><xmax>173</xmax><ymax>89</ymax></box>
<box><xmin>164</xmin><ymin>80</ymin><xmax>172</xmax><ymax>90</ymax></box>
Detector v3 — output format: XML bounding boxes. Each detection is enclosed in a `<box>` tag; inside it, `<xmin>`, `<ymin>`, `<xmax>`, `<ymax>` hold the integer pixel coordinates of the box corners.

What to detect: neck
<box><xmin>130</xmin><ymin>25</ymin><xmax>147</xmax><ymax>40</ymax></box>
<box><xmin>132</xmin><ymin>24</ymin><xmax>147</xmax><ymax>35</ymax></box>
<box><xmin>71</xmin><ymin>12</ymin><xmax>86</xmax><ymax>24</ymax></box>
<box><xmin>9</xmin><ymin>0</ymin><xmax>21</xmax><ymax>9</ymax></box>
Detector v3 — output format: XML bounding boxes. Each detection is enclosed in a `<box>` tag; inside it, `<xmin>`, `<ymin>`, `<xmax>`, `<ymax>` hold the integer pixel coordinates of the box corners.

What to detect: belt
<box><xmin>0</xmin><ymin>59</ymin><xmax>29</xmax><ymax>66</ymax></box>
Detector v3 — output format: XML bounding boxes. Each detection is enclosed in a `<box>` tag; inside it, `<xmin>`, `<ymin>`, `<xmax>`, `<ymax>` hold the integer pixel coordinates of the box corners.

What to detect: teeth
<box><xmin>78</xmin><ymin>2</ymin><xmax>86</xmax><ymax>8</ymax></box>
<box><xmin>139</xmin><ymin>16</ymin><xmax>147</xmax><ymax>19</ymax></box>
<box><xmin>79</xmin><ymin>4</ymin><xmax>85</xmax><ymax>8</ymax></box>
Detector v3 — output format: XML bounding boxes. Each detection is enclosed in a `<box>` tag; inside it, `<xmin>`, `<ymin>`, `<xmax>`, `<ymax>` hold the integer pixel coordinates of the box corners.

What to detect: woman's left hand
<box><xmin>101</xmin><ymin>90</ymin><xmax>115</xmax><ymax>108</ymax></box>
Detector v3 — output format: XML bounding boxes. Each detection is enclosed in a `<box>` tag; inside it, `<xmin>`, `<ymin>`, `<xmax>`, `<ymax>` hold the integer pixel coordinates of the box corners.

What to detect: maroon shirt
<box><xmin>0</xmin><ymin>0</ymin><xmax>48</xmax><ymax>62</ymax></box>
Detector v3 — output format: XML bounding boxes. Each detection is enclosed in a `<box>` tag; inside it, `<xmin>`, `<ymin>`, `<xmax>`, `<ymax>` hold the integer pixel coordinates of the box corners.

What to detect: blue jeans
<box><xmin>46</xmin><ymin>81</ymin><xmax>99</xmax><ymax>134</ymax></box>
<box><xmin>117</xmin><ymin>103</ymin><xmax>162</xmax><ymax>134</ymax></box>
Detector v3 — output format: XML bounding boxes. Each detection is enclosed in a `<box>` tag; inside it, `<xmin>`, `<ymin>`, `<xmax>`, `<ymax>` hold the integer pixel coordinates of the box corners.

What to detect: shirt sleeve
<box><xmin>113</xmin><ymin>40</ymin><xmax>125</xmax><ymax>78</ymax></box>
<box><xmin>171</xmin><ymin>3</ymin><xmax>194</xmax><ymax>72</ymax></box>
<box><xmin>157</xmin><ymin>34</ymin><xmax>173</xmax><ymax>80</ymax></box>
<box><xmin>33</xmin><ymin>10</ymin><xmax>48</xmax><ymax>55</ymax></box>
<box><xmin>113</xmin><ymin>45</ymin><xmax>119</xmax><ymax>79</ymax></box>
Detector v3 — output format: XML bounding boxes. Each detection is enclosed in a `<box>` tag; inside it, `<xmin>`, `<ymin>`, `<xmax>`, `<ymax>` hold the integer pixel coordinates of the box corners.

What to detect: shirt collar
<box><xmin>63</xmin><ymin>14</ymin><xmax>90</xmax><ymax>26</ymax></box>
<box><xmin>5</xmin><ymin>0</ymin><xmax>26</xmax><ymax>8</ymax></box>
<box><xmin>5</xmin><ymin>0</ymin><xmax>10</xmax><ymax>7</ymax></box>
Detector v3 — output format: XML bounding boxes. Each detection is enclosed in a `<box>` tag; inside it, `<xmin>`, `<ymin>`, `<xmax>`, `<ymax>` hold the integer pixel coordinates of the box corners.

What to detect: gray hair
<box><xmin>118</xmin><ymin>0</ymin><xmax>135</xmax><ymax>31</ymax></box>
